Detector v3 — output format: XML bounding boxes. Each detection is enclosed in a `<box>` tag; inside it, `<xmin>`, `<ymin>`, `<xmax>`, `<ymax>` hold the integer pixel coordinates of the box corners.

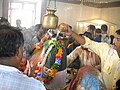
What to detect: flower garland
<box><xmin>43</xmin><ymin>47</ymin><xmax>63</xmax><ymax>84</ymax></box>
<box><xmin>35</xmin><ymin>40</ymin><xmax>63</xmax><ymax>84</ymax></box>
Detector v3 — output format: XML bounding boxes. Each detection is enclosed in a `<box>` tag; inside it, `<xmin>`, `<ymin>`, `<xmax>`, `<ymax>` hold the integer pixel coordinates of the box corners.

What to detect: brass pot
<box><xmin>42</xmin><ymin>9</ymin><xmax>58</xmax><ymax>29</ymax></box>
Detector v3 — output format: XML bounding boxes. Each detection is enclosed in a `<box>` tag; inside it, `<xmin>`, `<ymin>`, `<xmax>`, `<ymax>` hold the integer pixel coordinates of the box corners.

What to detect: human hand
<box><xmin>41</xmin><ymin>33</ymin><xmax>49</xmax><ymax>42</ymax></box>
<box><xmin>23</xmin><ymin>60</ymin><xmax>34</xmax><ymax>77</ymax></box>
<box><xmin>58</xmin><ymin>23</ymin><xmax>73</xmax><ymax>36</ymax></box>
<box><xmin>42</xmin><ymin>67</ymin><xmax>50</xmax><ymax>76</ymax></box>
<box><xmin>19</xmin><ymin>58</ymin><xmax>27</xmax><ymax>72</ymax></box>
<box><xmin>35</xmin><ymin>42</ymin><xmax>41</xmax><ymax>49</ymax></box>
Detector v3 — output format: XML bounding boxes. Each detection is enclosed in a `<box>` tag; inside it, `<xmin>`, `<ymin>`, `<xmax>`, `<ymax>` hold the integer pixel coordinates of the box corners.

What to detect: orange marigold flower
<box><xmin>58</xmin><ymin>48</ymin><xmax>62</xmax><ymax>51</ymax></box>
<box><xmin>56</xmin><ymin>53</ymin><xmax>62</xmax><ymax>57</ymax></box>
<box><xmin>49</xmin><ymin>70</ymin><xmax>56</xmax><ymax>78</ymax></box>
<box><xmin>58</xmin><ymin>52</ymin><xmax>62</xmax><ymax>55</ymax></box>
<box><xmin>58</xmin><ymin>48</ymin><xmax>63</xmax><ymax>53</ymax></box>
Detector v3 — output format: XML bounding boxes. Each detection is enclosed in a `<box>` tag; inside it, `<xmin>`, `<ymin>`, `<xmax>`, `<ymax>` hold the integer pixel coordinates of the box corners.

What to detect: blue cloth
<box><xmin>94</xmin><ymin>37</ymin><xmax>101</xmax><ymax>42</ymax></box>
<box><xmin>0</xmin><ymin>65</ymin><xmax>46</xmax><ymax>90</ymax></box>
<box><xmin>81</xmin><ymin>73</ymin><xmax>100</xmax><ymax>90</ymax></box>
<box><xmin>55</xmin><ymin>59</ymin><xmax>61</xmax><ymax>65</ymax></box>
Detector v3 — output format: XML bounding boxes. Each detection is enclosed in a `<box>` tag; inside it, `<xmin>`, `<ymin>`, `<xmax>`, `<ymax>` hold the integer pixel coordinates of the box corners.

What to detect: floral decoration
<box><xmin>42</xmin><ymin>47</ymin><xmax>63</xmax><ymax>84</ymax></box>
<box><xmin>35</xmin><ymin>40</ymin><xmax>63</xmax><ymax>84</ymax></box>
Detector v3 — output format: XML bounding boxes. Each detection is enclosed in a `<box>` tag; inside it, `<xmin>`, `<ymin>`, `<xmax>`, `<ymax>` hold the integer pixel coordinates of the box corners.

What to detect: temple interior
<box><xmin>0</xmin><ymin>0</ymin><xmax>120</xmax><ymax>90</ymax></box>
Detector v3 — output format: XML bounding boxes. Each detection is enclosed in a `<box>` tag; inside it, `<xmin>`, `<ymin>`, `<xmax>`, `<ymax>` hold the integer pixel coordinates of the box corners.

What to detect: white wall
<box><xmin>35</xmin><ymin>0</ymin><xmax>42</xmax><ymax>24</ymax></box>
<box><xmin>101</xmin><ymin>7</ymin><xmax>120</xmax><ymax>29</ymax></box>
<box><xmin>39</xmin><ymin>1</ymin><xmax>120</xmax><ymax>32</ymax></box>
<box><xmin>40</xmin><ymin>0</ymin><xmax>47</xmax><ymax>24</ymax></box>
<box><xmin>0</xmin><ymin>0</ymin><xmax>3</xmax><ymax>17</ymax></box>
<box><xmin>55</xmin><ymin>2</ymin><xmax>101</xmax><ymax>32</ymax></box>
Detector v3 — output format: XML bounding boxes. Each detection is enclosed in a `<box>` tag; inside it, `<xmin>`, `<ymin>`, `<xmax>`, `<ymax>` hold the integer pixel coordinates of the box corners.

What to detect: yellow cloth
<box><xmin>82</xmin><ymin>36</ymin><xmax>120</xmax><ymax>90</ymax></box>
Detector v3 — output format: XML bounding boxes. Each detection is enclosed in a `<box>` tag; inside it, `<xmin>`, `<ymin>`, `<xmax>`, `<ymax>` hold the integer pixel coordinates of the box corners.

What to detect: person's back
<box><xmin>0</xmin><ymin>25</ymin><xmax>46</xmax><ymax>90</ymax></box>
<box><xmin>0</xmin><ymin>65</ymin><xmax>45</xmax><ymax>90</ymax></box>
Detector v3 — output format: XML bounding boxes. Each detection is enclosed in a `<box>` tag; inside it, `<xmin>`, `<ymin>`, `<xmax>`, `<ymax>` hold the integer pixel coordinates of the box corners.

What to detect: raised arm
<box><xmin>58</xmin><ymin>23</ymin><xmax>110</xmax><ymax>59</ymax></box>
<box><xmin>58</xmin><ymin>23</ymin><xmax>85</xmax><ymax>45</ymax></box>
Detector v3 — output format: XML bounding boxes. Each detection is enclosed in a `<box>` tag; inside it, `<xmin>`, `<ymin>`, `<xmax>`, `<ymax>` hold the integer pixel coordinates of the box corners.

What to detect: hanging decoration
<box><xmin>42</xmin><ymin>0</ymin><xmax>58</xmax><ymax>29</ymax></box>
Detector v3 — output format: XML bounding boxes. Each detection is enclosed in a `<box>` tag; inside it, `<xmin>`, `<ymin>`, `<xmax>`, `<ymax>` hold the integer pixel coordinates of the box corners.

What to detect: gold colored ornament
<box><xmin>42</xmin><ymin>0</ymin><xmax>58</xmax><ymax>29</ymax></box>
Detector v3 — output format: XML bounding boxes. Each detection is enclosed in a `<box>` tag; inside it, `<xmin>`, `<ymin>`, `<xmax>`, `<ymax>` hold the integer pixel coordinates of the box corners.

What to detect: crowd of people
<box><xmin>58</xmin><ymin>23</ymin><xmax>120</xmax><ymax>90</ymax></box>
<box><xmin>0</xmin><ymin>16</ymin><xmax>120</xmax><ymax>90</ymax></box>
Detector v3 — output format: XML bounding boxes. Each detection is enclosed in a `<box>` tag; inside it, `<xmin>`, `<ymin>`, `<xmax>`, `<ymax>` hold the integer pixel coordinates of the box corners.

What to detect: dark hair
<box><xmin>16</xmin><ymin>19</ymin><xmax>21</xmax><ymax>23</ymax></box>
<box><xmin>88</xmin><ymin>25</ymin><xmax>96</xmax><ymax>31</ymax></box>
<box><xmin>83</xmin><ymin>32</ymin><xmax>93</xmax><ymax>40</ymax></box>
<box><xmin>115</xmin><ymin>29</ymin><xmax>120</xmax><ymax>35</ymax></box>
<box><xmin>0</xmin><ymin>17</ymin><xmax>10</xmax><ymax>26</ymax></box>
<box><xmin>69</xmin><ymin>25</ymin><xmax>72</xmax><ymax>29</ymax></box>
<box><xmin>101</xmin><ymin>24</ymin><xmax>108</xmax><ymax>32</ymax></box>
<box><xmin>34</xmin><ymin>24</ymin><xmax>42</xmax><ymax>32</ymax></box>
<box><xmin>95</xmin><ymin>28</ymin><xmax>101</xmax><ymax>33</ymax></box>
<box><xmin>110</xmin><ymin>35</ymin><xmax>114</xmax><ymax>44</ymax></box>
<box><xmin>0</xmin><ymin>25</ymin><xmax>24</xmax><ymax>57</ymax></box>
<box><xmin>116</xmin><ymin>79</ymin><xmax>120</xmax><ymax>90</ymax></box>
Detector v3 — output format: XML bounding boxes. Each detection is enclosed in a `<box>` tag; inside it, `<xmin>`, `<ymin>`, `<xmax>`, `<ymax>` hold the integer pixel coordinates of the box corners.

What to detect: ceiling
<box><xmin>11</xmin><ymin>0</ymin><xmax>40</xmax><ymax>3</ymax></box>
<box><xmin>56</xmin><ymin>0</ymin><xmax>120</xmax><ymax>8</ymax></box>
<box><xmin>11</xmin><ymin>0</ymin><xmax>120</xmax><ymax>8</ymax></box>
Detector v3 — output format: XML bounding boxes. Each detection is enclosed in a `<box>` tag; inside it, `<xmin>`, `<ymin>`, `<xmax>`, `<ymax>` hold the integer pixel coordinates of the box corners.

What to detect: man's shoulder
<box><xmin>0</xmin><ymin>65</ymin><xmax>46</xmax><ymax>90</ymax></box>
<box><xmin>18</xmin><ymin>74</ymin><xmax>45</xmax><ymax>89</ymax></box>
<box><xmin>15</xmin><ymin>73</ymin><xmax>46</xmax><ymax>89</ymax></box>
<box><xmin>17</xmin><ymin>74</ymin><xmax>46</xmax><ymax>89</ymax></box>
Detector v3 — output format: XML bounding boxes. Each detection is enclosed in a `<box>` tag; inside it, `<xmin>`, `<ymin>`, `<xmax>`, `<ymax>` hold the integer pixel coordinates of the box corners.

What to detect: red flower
<box><xmin>56</xmin><ymin>56</ymin><xmax>60</xmax><ymax>58</ymax></box>
<box><xmin>37</xmin><ymin>67</ymin><xmax>41</xmax><ymax>72</ymax></box>
<box><xmin>43</xmin><ymin>78</ymin><xmax>49</xmax><ymax>84</ymax></box>
<box><xmin>59</xmin><ymin>56</ymin><xmax>62</xmax><ymax>60</ymax></box>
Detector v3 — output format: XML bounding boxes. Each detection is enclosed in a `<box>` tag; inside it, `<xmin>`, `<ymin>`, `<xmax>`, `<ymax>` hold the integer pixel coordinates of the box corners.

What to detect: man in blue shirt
<box><xmin>0</xmin><ymin>25</ymin><xmax>46</xmax><ymax>90</ymax></box>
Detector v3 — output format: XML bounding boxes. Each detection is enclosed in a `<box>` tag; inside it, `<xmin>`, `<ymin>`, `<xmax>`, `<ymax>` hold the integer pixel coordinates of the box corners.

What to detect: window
<box><xmin>11</xmin><ymin>3</ymin><xmax>22</xmax><ymax>9</ymax></box>
<box><xmin>24</xmin><ymin>3</ymin><xmax>34</xmax><ymax>10</ymax></box>
<box><xmin>9</xmin><ymin>2</ymin><xmax>35</xmax><ymax>28</ymax></box>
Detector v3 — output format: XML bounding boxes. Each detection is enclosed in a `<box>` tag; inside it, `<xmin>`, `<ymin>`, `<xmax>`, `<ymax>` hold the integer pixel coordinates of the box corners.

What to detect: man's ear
<box><xmin>13</xmin><ymin>48</ymin><xmax>23</xmax><ymax>68</ymax></box>
<box><xmin>16</xmin><ymin>48</ymin><xmax>23</xmax><ymax>60</ymax></box>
